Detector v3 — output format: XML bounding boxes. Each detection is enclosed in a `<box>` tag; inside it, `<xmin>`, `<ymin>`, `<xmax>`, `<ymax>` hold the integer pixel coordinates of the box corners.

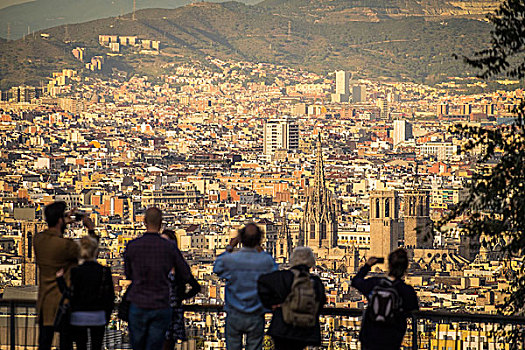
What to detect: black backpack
<box><xmin>366</xmin><ymin>278</ymin><xmax>402</xmax><ymax>324</ymax></box>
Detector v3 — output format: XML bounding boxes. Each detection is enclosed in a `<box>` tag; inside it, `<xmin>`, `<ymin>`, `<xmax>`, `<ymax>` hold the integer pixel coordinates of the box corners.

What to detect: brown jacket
<box><xmin>34</xmin><ymin>228</ymin><xmax>79</xmax><ymax>326</ymax></box>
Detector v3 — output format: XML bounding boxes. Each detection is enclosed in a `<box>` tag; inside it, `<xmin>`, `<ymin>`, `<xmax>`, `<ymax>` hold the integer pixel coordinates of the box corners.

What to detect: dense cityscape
<box><xmin>0</xmin><ymin>1</ymin><xmax>524</xmax><ymax>348</ymax></box>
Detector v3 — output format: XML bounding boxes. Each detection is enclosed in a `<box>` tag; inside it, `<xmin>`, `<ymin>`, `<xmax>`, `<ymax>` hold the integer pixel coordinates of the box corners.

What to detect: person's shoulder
<box><xmin>258</xmin><ymin>269</ymin><xmax>286</xmax><ymax>284</ymax></box>
<box><xmin>128</xmin><ymin>234</ymin><xmax>165</xmax><ymax>246</ymax></box>
<box><xmin>53</xmin><ymin>235</ymin><xmax>78</xmax><ymax>250</ymax></box>
<box><xmin>33</xmin><ymin>230</ymin><xmax>44</xmax><ymax>241</ymax></box>
<box><xmin>126</xmin><ymin>235</ymin><xmax>142</xmax><ymax>246</ymax></box>
<box><xmin>152</xmin><ymin>236</ymin><xmax>176</xmax><ymax>250</ymax></box>
<box><xmin>259</xmin><ymin>251</ymin><xmax>276</xmax><ymax>262</ymax></box>
<box><xmin>397</xmin><ymin>279</ymin><xmax>417</xmax><ymax>293</ymax></box>
<box><xmin>405</xmin><ymin>282</ymin><xmax>417</xmax><ymax>295</ymax></box>
<box><xmin>262</xmin><ymin>269</ymin><xmax>286</xmax><ymax>279</ymax></box>
<box><xmin>365</xmin><ymin>276</ymin><xmax>383</xmax><ymax>283</ymax></box>
<box><xmin>92</xmin><ymin>261</ymin><xmax>108</xmax><ymax>270</ymax></box>
<box><xmin>215</xmin><ymin>250</ymin><xmax>233</xmax><ymax>263</ymax></box>
<box><xmin>310</xmin><ymin>273</ymin><xmax>323</xmax><ymax>282</ymax></box>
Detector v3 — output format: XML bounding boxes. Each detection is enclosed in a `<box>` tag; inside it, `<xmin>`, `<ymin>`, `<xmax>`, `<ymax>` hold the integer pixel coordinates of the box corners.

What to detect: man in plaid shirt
<box><xmin>124</xmin><ymin>207</ymin><xmax>191</xmax><ymax>350</ymax></box>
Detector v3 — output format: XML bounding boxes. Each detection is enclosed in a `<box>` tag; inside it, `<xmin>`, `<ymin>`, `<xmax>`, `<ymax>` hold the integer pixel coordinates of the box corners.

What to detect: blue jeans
<box><xmin>129</xmin><ymin>303</ymin><xmax>171</xmax><ymax>350</ymax></box>
<box><xmin>225</xmin><ymin>310</ymin><xmax>265</xmax><ymax>350</ymax></box>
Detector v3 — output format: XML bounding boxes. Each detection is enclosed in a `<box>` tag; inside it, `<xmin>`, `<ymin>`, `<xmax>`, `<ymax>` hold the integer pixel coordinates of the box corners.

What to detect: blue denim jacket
<box><xmin>214</xmin><ymin>247</ymin><xmax>278</xmax><ymax>314</ymax></box>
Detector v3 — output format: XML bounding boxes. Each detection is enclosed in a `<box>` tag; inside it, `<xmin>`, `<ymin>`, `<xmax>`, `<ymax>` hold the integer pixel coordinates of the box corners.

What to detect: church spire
<box><xmin>313</xmin><ymin>132</ymin><xmax>326</xmax><ymax>201</ymax></box>
<box><xmin>301</xmin><ymin>131</ymin><xmax>338</xmax><ymax>249</ymax></box>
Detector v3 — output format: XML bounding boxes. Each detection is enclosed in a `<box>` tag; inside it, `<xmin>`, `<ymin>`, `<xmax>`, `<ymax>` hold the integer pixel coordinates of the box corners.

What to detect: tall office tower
<box><xmin>369</xmin><ymin>190</ymin><xmax>402</xmax><ymax>262</ymax></box>
<box><xmin>438</xmin><ymin>104</ymin><xmax>449</xmax><ymax>116</ymax></box>
<box><xmin>263</xmin><ymin>117</ymin><xmax>299</xmax><ymax>157</ymax></box>
<box><xmin>331</xmin><ymin>70</ymin><xmax>351</xmax><ymax>103</ymax></box>
<box><xmin>404</xmin><ymin>189</ymin><xmax>433</xmax><ymax>249</ymax></box>
<box><xmin>377</xmin><ymin>98</ymin><xmax>389</xmax><ymax>119</ymax></box>
<box><xmin>352</xmin><ymin>85</ymin><xmax>366</xmax><ymax>103</ymax></box>
<box><xmin>460</xmin><ymin>104</ymin><xmax>472</xmax><ymax>116</ymax></box>
<box><xmin>302</xmin><ymin>134</ymin><xmax>338</xmax><ymax>249</ymax></box>
<box><xmin>336</xmin><ymin>70</ymin><xmax>350</xmax><ymax>95</ymax></box>
<box><xmin>393</xmin><ymin>120</ymin><xmax>413</xmax><ymax>147</ymax></box>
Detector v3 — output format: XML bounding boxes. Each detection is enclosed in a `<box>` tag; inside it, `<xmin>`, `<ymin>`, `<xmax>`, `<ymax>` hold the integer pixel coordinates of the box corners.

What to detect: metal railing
<box><xmin>1</xmin><ymin>301</ymin><xmax>524</xmax><ymax>349</ymax></box>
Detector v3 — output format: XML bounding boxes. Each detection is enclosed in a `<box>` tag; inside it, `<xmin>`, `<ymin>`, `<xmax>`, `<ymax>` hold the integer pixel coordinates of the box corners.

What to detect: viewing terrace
<box><xmin>1</xmin><ymin>300</ymin><xmax>523</xmax><ymax>350</ymax></box>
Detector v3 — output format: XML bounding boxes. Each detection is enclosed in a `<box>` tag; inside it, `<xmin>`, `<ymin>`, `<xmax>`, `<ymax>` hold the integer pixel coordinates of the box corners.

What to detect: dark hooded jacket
<box><xmin>351</xmin><ymin>264</ymin><xmax>419</xmax><ymax>350</ymax></box>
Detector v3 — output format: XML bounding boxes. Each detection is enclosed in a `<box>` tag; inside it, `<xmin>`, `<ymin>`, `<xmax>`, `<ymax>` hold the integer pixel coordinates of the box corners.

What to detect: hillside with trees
<box><xmin>0</xmin><ymin>1</ymin><xmax>493</xmax><ymax>89</ymax></box>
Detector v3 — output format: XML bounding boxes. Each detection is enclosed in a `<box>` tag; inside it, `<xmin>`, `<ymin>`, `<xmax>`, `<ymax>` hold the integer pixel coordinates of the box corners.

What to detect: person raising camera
<box><xmin>351</xmin><ymin>248</ymin><xmax>419</xmax><ymax>350</ymax></box>
<box><xmin>34</xmin><ymin>201</ymin><xmax>98</xmax><ymax>350</ymax></box>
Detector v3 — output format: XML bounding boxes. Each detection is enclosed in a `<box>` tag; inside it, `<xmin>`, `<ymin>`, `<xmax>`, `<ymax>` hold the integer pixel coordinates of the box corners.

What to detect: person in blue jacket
<box><xmin>214</xmin><ymin>223</ymin><xmax>278</xmax><ymax>350</ymax></box>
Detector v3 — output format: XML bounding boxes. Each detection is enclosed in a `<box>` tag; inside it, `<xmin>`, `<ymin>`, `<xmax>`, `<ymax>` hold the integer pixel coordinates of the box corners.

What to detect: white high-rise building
<box><xmin>263</xmin><ymin>117</ymin><xmax>299</xmax><ymax>157</ymax></box>
<box><xmin>393</xmin><ymin>120</ymin><xmax>413</xmax><ymax>147</ymax></box>
<box><xmin>335</xmin><ymin>71</ymin><xmax>350</xmax><ymax>95</ymax></box>
<box><xmin>331</xmin><ymin>70</ymin><xmax>351</xmax><ymax>103</ymax></box>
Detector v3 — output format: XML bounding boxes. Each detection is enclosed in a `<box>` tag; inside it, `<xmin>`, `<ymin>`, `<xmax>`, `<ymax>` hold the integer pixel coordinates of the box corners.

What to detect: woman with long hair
<box><xmin>57</xmin><ymin>236</ymin><xmax>115</xmax><ymax>350</ymax></box>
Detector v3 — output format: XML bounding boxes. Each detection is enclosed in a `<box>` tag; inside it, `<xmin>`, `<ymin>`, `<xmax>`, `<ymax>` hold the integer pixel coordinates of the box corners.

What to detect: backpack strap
<box><xmin>289</xmin><ymin>268</ymin><xmax>316</xmax><ymax>300</ymax></box>
<box><xmin>387</xmin><ymin>278</ymin><xmax>404</xmax><ymax>311</ymax></box>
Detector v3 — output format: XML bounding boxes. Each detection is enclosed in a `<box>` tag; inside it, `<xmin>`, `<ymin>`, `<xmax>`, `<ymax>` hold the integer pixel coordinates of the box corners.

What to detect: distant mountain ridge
<box><xmin>0</xmin><ymin>0</ymin><xmax>500</xmax><ymax>39</ymax></box>
<box><xmin>0</xmin><ymin>1</ymin><xmax>493</xmax><ymax>89</ymax></box>
<box><xmin>0</xmin><ymin>0</ymin><xmax>192</xmax><ymax>39</ymax></box>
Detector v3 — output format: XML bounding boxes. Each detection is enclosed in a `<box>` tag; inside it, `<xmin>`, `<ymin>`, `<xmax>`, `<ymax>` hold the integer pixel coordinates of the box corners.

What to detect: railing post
<box><xmin>9</xmin><ymin>300</ymin><xmax>16</xmax><ymax>350</ymax></box>
<box><xmin>411</xmin><ymin>313</ymin><xmax>418</xmax><ymax>350</ymax></box>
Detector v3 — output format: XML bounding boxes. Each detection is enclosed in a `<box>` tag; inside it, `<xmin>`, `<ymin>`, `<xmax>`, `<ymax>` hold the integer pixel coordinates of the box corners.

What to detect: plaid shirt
<box><xmin>124</xmin><ymin>232</ymin><xmax>191</xmax><ymax>309</ymax></box>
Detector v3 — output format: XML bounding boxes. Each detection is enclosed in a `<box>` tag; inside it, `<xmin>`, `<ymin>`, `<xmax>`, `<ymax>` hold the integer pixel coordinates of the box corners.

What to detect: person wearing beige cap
<box><xmin>257</xmin><ymin>247</ymin><xmax>326</xmax><ymax>350</ymax></box>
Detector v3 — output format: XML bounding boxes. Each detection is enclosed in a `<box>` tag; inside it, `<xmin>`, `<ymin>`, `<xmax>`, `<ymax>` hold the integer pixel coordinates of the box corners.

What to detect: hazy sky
<box><xmin>0</xmin><ymin>0</ymin><xmax>34</xmax><ymax>10</ymax></box>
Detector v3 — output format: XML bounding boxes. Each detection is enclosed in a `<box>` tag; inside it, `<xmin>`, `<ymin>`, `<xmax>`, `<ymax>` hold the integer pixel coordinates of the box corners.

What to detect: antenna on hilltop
<box><xmin>132</xmin><ymin>0</ymin><xmax>136</xmax><ymax>21</ymax></box>
<box><xmin>7</xmin><ymin>22</ymin><xmax>10</xmax><ymax>41</ymax></box>
<box><xmin>287</xmin><ymin>21</ymin><xmax>291</xmax><ymax>41</ymax></box>
<box><xmin>64</xmin><ymin>24</ymin><xmax>70</xmax><ymax>43</ymax></box>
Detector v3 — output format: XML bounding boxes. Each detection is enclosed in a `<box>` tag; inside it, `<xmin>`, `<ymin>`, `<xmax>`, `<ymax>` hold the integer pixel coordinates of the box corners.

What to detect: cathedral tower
<box><xmin>275</xmin><ymin>218</ymin><xmax>293</xmax><ymax>264</ymax></box>
<box><xmin>404</xmin><ymin>189</ymin><xmax>433</xmax><ymax>249</ymax></box>
<box><xmin>369</xmin><ymin>190</ymin><xmax>402</xmax><ymax>260</ymax></box>
<box><xmin>21</xmin><ymin>221</ymin><xmax>45</xmax><ymax>285</ymax></box>
<box><xmin>302</xmin><ymin>134</ymin><xmax>338</xmax><ymax>250</ymax></box>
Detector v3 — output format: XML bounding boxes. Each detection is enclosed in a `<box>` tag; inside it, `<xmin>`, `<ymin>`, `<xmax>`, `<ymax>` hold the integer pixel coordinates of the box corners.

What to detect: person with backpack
<box><xmin>257</xmin><ymin>247</ymin><xmax>326</xmax><ymax>350</ymax></box>
<box><xmin>351</xmin><ymin>248</ymin><xmax>419</xmax><ymax>350</ymax></box>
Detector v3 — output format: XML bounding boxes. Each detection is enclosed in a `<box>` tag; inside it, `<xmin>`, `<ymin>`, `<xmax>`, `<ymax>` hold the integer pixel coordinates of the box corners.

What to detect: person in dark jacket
<box><xmin>257</xmin><ymin>246</ymin><xmax>327</xmax><ymax>350</ymax></box>
<box><xmin>161</xmin><ymin>230</ymin><xmax>201</xmax><ymax>350</ymax></box>
<box><xmin>351</xmin><ymin>248</ymin><xmax>419</xmax><ymax>350</ymax></box>
<box><xmin>57</xmin><ymin>235</ymin><xmax>115</xmax><ymax>350</ymax></box>
<box><xmin>124</xmin><ymin>207</ymin><xmax>192</xmax><ymax>350</ymax></box>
